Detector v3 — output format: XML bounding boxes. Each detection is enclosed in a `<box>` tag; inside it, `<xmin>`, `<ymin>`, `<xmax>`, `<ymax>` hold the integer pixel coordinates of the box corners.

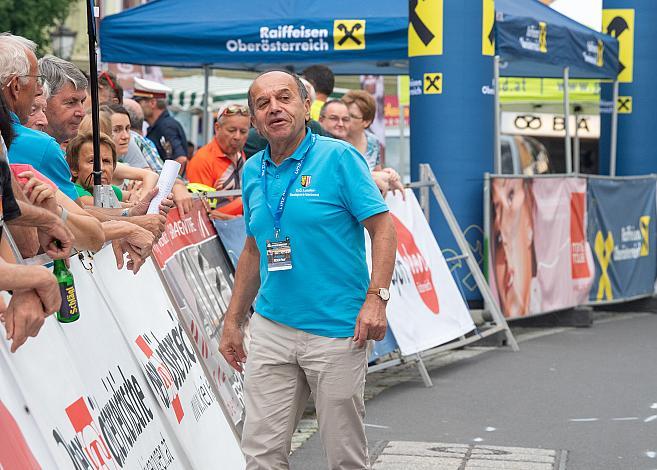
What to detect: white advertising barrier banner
<box><xmin>151</xmin><ymin>202</ymin><xmax>245</xmax><ymax>425</ymax></box>
<box><xmin>382</xmin><ymin>190</ymin><xmax>475</xmax><ymax>355</ymax></box>
<box><xmin>92</xmin><ymin>247</ymin><xmax>245</xmax><ymax>470</ymax></box>
<box><xmin>0</xmin><ymin>256</ymin><xmax>187</xmax><ymax>470</ymax></box>
<box><xmin>0</xmin><ymin>351</ymin><xmax>56</xmax><ymax>469</ymax></box>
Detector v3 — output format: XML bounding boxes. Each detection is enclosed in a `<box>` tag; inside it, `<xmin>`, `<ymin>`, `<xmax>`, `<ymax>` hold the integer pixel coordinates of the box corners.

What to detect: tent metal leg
<box><xmin>610</xmin><ymin>80</ymin><xmax>619</xmax><ymax>176</ymax></box>
<box><xmin>573</xmin><ymin>111</ymin><xmax>580</xmax><ymax>174</ymax></box>
<box><xmin>494</xmin><ymin>56</ymin><xmax>502</xmax><ymax>174</ymax></box>
<box><xmin>563</xmin><ymin>67</ymin><xmax>572</xmax><ymax>174</ymax></box>
<box><xmin>202</xmin><ymin>65</ymin><xmax>210</xmax><ymax>145</ymax></box>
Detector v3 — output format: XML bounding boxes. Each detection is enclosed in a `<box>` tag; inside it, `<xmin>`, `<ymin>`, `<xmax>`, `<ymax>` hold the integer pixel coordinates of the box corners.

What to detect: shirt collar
<box><xmin>150</xmin><ymin>109</ymin><xmax>170</xmax><ymax>130</ymax></box>
<box><xmin>9</xmin><ymin>112</ymin><xmax>20</xmax><ymax>124</ymax></box>
<box><xmin>264</xmin><ymin>127</ymin><xmax>313</xmax><ymax>164</ymax></box>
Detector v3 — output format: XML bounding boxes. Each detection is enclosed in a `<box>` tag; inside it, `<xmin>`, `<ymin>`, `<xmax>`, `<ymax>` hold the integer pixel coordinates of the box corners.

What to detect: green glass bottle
<box><xmin>54</xmin><ymin>259</ymin><xmax>80</xmax><ymax>323</ymax></box>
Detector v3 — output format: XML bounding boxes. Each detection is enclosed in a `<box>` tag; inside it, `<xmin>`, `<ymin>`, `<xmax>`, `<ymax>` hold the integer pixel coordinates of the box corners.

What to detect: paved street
<box><xmin>290</xmin><ymin>312</ymin><xmax>657</xmax><ymax>469</ymax></box>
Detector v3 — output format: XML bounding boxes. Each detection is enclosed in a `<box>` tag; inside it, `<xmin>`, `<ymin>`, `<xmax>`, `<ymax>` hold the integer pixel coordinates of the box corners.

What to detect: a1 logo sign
<box><xmin>391</xmin><ymin>214</ymin><xmax>440</xmax><ymax>314</ymax></box>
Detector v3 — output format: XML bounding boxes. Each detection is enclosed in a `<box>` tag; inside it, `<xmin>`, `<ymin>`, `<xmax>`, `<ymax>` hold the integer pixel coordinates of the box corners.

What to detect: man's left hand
<box><xmin>353</xmin><ymin>295</ymin><xmax>387</xmax><ymax>348</ymax></box>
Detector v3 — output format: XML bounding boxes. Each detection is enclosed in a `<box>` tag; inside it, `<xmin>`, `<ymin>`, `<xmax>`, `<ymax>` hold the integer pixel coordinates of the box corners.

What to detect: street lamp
<box><xmin>50</xmin><ymin>25</ymin><xmax>77</xmax><ymax>60</ymax></box>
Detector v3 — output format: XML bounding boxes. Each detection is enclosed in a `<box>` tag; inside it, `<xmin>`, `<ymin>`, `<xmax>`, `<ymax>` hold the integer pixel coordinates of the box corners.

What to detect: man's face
<box><xmin>215</xmin><ymin>114</ymin><xmax>250</xmax><ymax>155</ymax></box>
<box><xmin>491</xmin><ymin>179</ymin><xmax>534</xmax><ymax>317</ymax></box>
<box><xmin>138</xmin><ymin>98</ymin><xmax>156</xmax><ymax>120</ymax></box>
<box><xmin>319</xmin><ymin>102</ymin><xmax>350</xmax><ymax>140</ymax></box>
<box><xmin>250</xmin><ymin>72</ymin><xmax>310</xmax><ymax>145</ymax></box>
<box><xmin>72</xmin><ymin>142</ymin><xmax>115</xmax><ymax>187</ymax></box>
<box><xmin>46</xmin><ymin>82</ymin><xmax>87</xmax><ymax>143</ymax></box>
<box><xmin>26</xmin><ymin>90</ymin><xmax>48</xmax><ymax>132</ymax></box>
<box><xmin>7</xmin><ymin>50</ymin><xmax>39</xmax><ymax>122</ymax></box>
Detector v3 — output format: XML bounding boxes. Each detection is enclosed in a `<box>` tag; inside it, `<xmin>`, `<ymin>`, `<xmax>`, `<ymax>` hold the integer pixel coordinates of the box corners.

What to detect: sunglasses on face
<box><xmin>218</xmin><ymin>104</ymin><xmax>249</xmax><ymax>118</ymax></box>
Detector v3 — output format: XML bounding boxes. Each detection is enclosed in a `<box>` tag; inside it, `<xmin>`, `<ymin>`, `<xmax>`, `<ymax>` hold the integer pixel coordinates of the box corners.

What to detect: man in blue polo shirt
<box><xmin>219</xmin><ymin>70</ymin><xmax>397</xmax><ymax>469</ymax></box>
<box><xmin>0</xmin><ymin>36</ymin><xmax>79</xmax><ymax>202</ymax></box>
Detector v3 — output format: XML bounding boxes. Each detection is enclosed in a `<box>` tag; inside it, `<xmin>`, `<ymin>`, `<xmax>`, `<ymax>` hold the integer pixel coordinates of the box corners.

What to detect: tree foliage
<box><xmin>0</xmin><ymin>0</ymin><xmax>78</xmax><ymax>52</ymax></box>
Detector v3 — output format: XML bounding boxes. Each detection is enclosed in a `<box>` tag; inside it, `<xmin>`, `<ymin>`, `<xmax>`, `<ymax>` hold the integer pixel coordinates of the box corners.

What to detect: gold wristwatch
<box><xmin>367</xmin><ymin>287</ymin><xmax>390</xmax><ymax>302</ymax></box>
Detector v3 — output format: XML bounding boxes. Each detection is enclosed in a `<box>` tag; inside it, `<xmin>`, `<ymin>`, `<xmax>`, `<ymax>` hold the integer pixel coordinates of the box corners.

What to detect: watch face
<box><xmin>379</xmin><ymin>288</ymin><xmax>391</xmax><ymax>301</ymax></box>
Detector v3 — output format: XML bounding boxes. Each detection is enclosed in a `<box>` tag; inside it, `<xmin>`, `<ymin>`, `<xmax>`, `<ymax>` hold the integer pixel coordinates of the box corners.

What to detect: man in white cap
<box><xmin>133</xmin><ymin>77</ymin><xmax>188</xmax><ymax>172</ymax></box>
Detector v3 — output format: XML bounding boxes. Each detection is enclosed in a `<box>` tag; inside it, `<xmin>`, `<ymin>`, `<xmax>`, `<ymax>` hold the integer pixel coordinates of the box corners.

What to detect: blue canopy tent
<box><xmin>494</xmin><ymin>0</ymin><xmax>620</xmax><ymax>174</ymax></box>
<box><xmin>99</xmin><ymin>0</ymin><xmax>407</xmax><ymax>74</ymax></box>
<box><xmin>100</xmin><ymin>0</ymin><xmax>407</xmax><ymax>142</ymax></box>
<box><xmin>496</xmin><ymin>0</ymin><xmax>619</xmax><ymax>79</ymax></box>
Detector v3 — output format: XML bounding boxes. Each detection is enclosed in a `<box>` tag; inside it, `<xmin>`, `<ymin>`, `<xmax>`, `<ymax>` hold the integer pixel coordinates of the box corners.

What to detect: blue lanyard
<box><xmin>260</xmin><ymin>133</ymin><xmax>316</xmax><ymax>239</ymax></box>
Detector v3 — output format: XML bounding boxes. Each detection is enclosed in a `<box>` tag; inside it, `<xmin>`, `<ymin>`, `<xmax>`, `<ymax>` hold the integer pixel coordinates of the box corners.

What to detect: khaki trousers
<box><xmin>241</xmin><ymin>313</ymin><xmax>370</xmax><ymax>470</ymax></box>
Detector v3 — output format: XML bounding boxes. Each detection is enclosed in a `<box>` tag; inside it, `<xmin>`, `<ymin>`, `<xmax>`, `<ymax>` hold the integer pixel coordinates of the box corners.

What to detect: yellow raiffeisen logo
<box><xmin>482</xmin><ymin>0</ymin><xmax>495</xmax><ymax>56</ymax></box>
<box><xmin>617</xmin><ymin>96</ymin><xmax>632</xmax><ymax>113</ymax></box>
<box><xmin>539</xmin><ymin>22</ymin><xmax>547</xmax><ymax>53</ymax></box>
<box><xmin>333</xmin><ymin>20</ymin><xmax>365</xmax><ymax>50</ymax></box>
<box><xmin>594</xmin><ymin>231</ymin><xmax>614</xmax><ymax>301</ymax></box>
<box><xmin>424</xmin><ymin>73</ymin><xmax>442</xmax><ymax>94</ymax></box>
<box><xmin>640</xmin><ymin>216</ymin><xmax>651</xmax><ymax>256</ymax></box>
<box><xmin>409</xmin><ymin>0</ymin><xmax>443</xmax><ymax>57</ymax></box>
<box><xmin>597</xmin><ymin>39</ymin><xmax>604</xmax><ymax>67</ymax></box>
<box><xmin>603</xmin><ymin>9</ymin><xmax>635</xmax><ymax>83</ymax></box>
<box><xmin>583</xmin><ymin>38</ymin><xmax>604</xmax><ymax>67</ymax></box>
<box><xmin>519</xmin><ymin>21</ymin><xmax>547</xmax><ymax>53</ymax></box>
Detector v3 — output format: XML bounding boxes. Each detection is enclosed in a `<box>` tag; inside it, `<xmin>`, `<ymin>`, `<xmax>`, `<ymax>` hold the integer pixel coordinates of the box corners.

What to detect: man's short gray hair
<box><xmin>38</xmin><ymin>55</ymin><xmax>88</xmax><ymax>96</ymax></box>
<box><xmin>247</xmin><ymin>70</ymin><xmax>309</xmax><ymax>115</ymax></box>
<box><xmin>0</xmin><ymin>33</ymin><xmax>37</xmax><ymax>87</ymax></box>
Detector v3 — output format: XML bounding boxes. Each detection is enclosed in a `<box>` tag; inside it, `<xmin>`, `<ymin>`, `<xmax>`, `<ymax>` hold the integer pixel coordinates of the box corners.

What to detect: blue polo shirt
<box><xmin>8</xmin><ymin>114</ymin><xmax>78</xmax><ymax>201</ymax></box>
<box><xmin>243</xmin><ymin>129</ymin><xmax>388</xmax><ymax>338</ymax></box>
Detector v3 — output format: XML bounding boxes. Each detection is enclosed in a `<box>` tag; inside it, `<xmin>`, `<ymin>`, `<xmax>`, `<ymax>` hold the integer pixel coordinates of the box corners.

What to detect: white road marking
<box><xmin>651</xmin><ymin>403</ymin><xmax>657</xmax><ymax>410</ymax></box>
<box><xmin>364</xmin><ymin>423</ymin><xmax>390</xmax><ymax>429</ymax></box>
<box><xmin>473</xmin><ymin>437</ymin><xmax>483</xmax><ymax>442</ymax></box>
<box><xmin>645</xmin><ymin>415</ymin><xmax>657</xmax><ymax>423</ymax></box>
<box><xmin>570</xmin><ymin>418</ymin><xmax>599</xmax><ymax>422</ymax></box>
<box><xmin>646</xmin><ymin>451</ymin><xmax>657</xmax><ymax>459</ymax></box>
<box><xmin>485</xmin><ymin>427</ymin><xmax>496</xmax><ymax>432</ymax></box>
<box><xmin>612</xmin><ymin>417</ymin><xmax>639</xmax><ymax>421</ymax></box>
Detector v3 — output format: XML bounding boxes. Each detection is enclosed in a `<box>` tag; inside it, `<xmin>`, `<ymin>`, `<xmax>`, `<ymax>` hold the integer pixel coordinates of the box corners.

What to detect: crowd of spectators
<box><xmin>0</xmin><ymin>33</ymin><xmax>179</xmax><ymax>351</ymax></box>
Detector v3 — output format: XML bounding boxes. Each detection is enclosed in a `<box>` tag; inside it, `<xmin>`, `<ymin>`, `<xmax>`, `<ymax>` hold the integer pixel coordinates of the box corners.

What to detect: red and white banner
<box><xmin>0</xmin><ymin>246</ymin><xmax>245</xmax><ymax>469</ymax></box>
<box><xmin>152</xmin><ymin>201</ymin><xmax>246</xmax><ymax>425</ymax></box>
<box><xmin>488</xmin><ymin>177</ymin><xmax>594</xmax><ymax>318</ymax></box>
<box><xmin>382</xmin><ymin>190</ymin><xmax>475</xmax><ymax>355</ymax></box>
<box><xmin>93</xmin><ymin>248</ymin><xmax>245</xmax><ymax>470</ymax></box>
<box><xmin>0</xmin><ymin>256</ymin><xmax>187</xmax><ymax>470</ymax></box>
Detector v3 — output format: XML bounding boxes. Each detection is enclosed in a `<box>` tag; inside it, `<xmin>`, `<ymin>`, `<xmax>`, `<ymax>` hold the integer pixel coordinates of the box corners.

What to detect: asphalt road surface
<box><xmin>290</xmin><ymin>312</ymin><xmax>657</xmax><ymax>469</ymax></box>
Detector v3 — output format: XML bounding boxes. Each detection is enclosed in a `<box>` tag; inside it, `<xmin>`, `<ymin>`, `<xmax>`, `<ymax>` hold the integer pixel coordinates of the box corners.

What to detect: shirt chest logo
<box><xmin>290</xmin><ymin>175</ymin><xmax>319</xmax><ymax>198</ymax></box>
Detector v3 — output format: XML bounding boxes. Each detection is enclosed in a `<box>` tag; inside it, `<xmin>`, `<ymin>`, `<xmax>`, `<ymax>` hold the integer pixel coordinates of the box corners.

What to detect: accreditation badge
<box><xmin>266</xmin><ymin>237</ymin><xmax>293</xmax><ymax>271</ymax></box>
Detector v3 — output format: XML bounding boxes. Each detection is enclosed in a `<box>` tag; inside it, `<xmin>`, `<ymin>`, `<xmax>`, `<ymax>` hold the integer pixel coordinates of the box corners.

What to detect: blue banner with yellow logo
<box><xmin>100</xmin><ymin>0</ymin><xmax>407</xmax><ymax>74</ymax></box>
<box><xmin>587</xmin><ymin>178</ymin><xmax>657</xmax><ymax>302</ymax></box>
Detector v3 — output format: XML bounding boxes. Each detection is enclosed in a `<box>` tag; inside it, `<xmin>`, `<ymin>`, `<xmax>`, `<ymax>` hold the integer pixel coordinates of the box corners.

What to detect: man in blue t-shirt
<box><xmin>219</xmin><ymin>70</ymin><xmax>397</xmax><ymax>469</ymax></box>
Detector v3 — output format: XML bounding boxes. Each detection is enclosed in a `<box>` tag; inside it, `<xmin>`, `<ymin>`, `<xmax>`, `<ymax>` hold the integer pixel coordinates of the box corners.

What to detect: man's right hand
<box><xmin>37</xmin><ymin>215</ymin><xmax>74</xmax><ymax>259</ymax></box>
<box><xmin>5</xmin><ymin>289</ymin><xmax>49</xmax><ymax>353</ymax></box>
<box><xmin>219</xmin><ymin>322</ymin><xmax>247</xmax><ymax>372</ymax></box>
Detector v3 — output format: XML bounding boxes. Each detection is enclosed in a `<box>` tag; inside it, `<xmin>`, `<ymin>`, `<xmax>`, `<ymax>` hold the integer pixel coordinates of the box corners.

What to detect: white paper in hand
<box><xmin>147</xmin><ymin>160</ymin><xmax>180</xmax><ymax>214</ymax></box>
